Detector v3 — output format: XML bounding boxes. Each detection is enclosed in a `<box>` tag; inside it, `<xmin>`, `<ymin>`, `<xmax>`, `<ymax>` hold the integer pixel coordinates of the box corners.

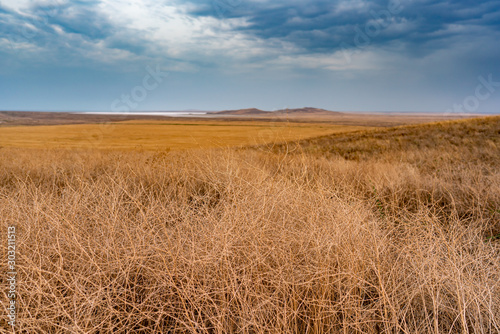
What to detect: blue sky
<box><xmin>0</xmin><ymin>0</ymin><xmax>499</xmax><ymax>113</ymax></box>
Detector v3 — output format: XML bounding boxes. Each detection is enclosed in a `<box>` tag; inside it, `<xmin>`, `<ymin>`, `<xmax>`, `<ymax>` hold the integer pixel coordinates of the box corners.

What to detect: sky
<box><xmin>0</xmin><ymin>0</ymin><xmax>499</xmax><ymax>113</ymax></box>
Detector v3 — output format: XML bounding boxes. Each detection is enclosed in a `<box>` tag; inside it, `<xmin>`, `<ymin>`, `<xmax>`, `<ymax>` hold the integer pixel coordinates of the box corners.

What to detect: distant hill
<box><xmin>213</xmin><ymin>108</ymin><xmax>271</xmax><ymax>115</ymax></box>
<box><xmin>274</xmin><ymin>107</ymin><xmax>342</xmax><ymax>115</ymax></box>
<box><xmin>213</xmin><ymin>107</ymin><xmax>341</xmax><ymax>116</ymax></box>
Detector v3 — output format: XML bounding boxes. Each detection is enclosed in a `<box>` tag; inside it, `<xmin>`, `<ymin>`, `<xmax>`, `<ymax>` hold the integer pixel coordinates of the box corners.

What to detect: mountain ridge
<box><xmin>212</xmin><ymin>107</ymin><xmax>342</xmax><ymax>116</ymax></box>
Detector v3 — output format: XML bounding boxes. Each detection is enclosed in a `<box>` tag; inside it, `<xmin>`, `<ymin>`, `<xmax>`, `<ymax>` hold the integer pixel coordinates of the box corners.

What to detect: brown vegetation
<box><xmin>269</xmin><ymin>115</ymin><xmax>500</xmax><ymax>160</ymax></box>
<box><xmin>0</xmin><ymin>116</ymin><xmax>499</xmax><ymax>333</ymax></box>
<box><xmin>0</xmin><ymin>111</ymin><xmax>172</xmax><ymax>127</ymax></box>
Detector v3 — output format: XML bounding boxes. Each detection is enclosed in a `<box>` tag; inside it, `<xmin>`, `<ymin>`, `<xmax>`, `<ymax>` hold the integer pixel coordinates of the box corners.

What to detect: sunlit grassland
<box><xmin>0</xmin><ymin>120</ymin><xmax>372</xmax><ymax>150</ymax></box>
<box><xmin>0</xmin><ymin>116</ymin><xmax>499</xmax><ymax>333</ymax></box>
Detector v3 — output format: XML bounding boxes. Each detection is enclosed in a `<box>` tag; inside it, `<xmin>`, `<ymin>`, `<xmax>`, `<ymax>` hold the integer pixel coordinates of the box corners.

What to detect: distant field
<box><xmin>0</xmin><ymin>120</ymin><xmax>371</xmax><ymax>150</ymax></box>
<box><xmin>0</xmin><ymin>110</ymin><xmax>476</xmax><ymax>127</ymax></box>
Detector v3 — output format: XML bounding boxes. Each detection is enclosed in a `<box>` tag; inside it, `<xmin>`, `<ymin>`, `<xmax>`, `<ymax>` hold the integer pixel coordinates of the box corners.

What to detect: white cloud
<box><xmin>261</xmin><ymin>49</ymin><xmax>382</xmax><ymax>72</ymax></box>
<box><xmin>94</xmin><ymin>0</ymin><xmax>279</xmax><ymax>67</ymax></box>
<box><xmin>0</xmin><ymin>0</ymin><xmax>34</xmax><ymax>12</ymax></box>
<box><xmin>0</xmin><ymin>0</ymin><xmax>68</xmax><ymax>13</ymax></box>
<box><xmin>335</xmin><ymin>0</ymin><xmax>372</xmax><ymax>14</ymax></box>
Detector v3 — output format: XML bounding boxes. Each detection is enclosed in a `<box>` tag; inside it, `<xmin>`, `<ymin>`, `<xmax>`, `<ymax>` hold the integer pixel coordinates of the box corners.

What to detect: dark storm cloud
<box><xmin>3</xmin><ymin>0</ymin><xmax>499</xmax><ymax>61</ymax></box>
<box><xmin>0</xmin><ymin>1</ymin><xmax>115</xmax><ymax>52</ymax></box>
<box><xmin>188</xmin><ymin>0</ymin><xmax>500</xmax><ymax>55</ymax></box>
<box><xmin>36</xmin><ymin>3</ymin><xmax>115</xmax><ymax>41</ymax></box>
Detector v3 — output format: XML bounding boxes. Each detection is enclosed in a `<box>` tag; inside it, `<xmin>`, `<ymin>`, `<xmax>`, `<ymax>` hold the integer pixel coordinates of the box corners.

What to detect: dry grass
<box><xmin>0</xmin><ymin>120</ymin><xmax>369</xmax><ymax>150</ymax></box>
<box><xmin>0</xmin><ymin>116</ymin><xmax>499</xmax><ymax>333</ymax></box>
<box><xmin>268</xmin><ymin>116</ymin><xmax>500</xmax><ymax>161</ymax></box>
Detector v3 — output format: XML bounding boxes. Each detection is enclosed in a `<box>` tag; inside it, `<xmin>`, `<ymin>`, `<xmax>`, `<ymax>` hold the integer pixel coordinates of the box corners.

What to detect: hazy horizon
<box><xmin>1</xmin><ymin>109</ymin><xmax>498</xmax><ymax>115</ymax></box>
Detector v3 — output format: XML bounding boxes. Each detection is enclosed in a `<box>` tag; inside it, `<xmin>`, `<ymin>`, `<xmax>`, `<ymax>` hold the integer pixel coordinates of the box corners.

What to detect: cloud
<box><xmin>187</xmin><ymin>0</ymin><xmax>500</xmax><ymax>57</ymax></box>
<box><xmin>0</xmin><ymin>0</ymin><xmax>278</xmax><ymax>71</ymax></box>
<box><xmin>0</xmin><ymin>0</ymin><xmax>499</xmax><ymax>83</ymax></box>
<box><xmin>2</xmin><ymin>0</ymin><xmax>499</xmax><ymax>68</ymax></box>
<box><xmin>0</xmin><ymin>1</ymin><xmax>119</xmax><ymax>65</ymax></box>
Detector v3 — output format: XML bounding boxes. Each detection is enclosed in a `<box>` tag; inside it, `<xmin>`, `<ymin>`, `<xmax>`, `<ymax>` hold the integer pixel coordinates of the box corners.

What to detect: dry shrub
<box><xmin>0</xmin><ymin>117</ymin><xmax>499</xmax><ymax>333</ymax></box>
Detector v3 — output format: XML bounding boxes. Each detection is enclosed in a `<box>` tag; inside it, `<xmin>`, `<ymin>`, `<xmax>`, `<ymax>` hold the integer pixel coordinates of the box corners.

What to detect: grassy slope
<box><xmin>0</xmin><ymin>116</ymin><xmax>499</xmax><ymax>333</ymax></box>
<box><xmin>270</xmin><ymin>116</ymin><xmax>500</xmax><ymax>161</ymax></box>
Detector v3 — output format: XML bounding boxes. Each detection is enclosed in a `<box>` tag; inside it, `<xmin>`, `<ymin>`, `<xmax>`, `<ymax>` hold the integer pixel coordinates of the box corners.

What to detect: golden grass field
<box><xmin>0</xmin><ymin>115</ymin><xmax>499</xmax><ymax>333</ymax></box>
<box><xmin>0</xmin><ymin>120</ymin><xmax>370</xmax><ymax>150</ymax></box>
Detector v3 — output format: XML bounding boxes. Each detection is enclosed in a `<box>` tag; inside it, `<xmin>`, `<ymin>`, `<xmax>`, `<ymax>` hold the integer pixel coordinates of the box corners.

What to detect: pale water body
<box><xmin>82</xmin><ymin>111</ymin><xmax>213</xmax><ymax>117</ymax></box>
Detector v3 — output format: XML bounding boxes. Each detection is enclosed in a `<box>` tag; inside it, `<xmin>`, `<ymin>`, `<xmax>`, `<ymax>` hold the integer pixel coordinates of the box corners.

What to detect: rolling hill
<box><xmin>212</xmin><ymin>107</ymin><xmax>342</xmax><ymax>116</ymax></box>
<box><xmin>212</xmin><ymin>108</ymin><xmax>271</xmax><ymax>115</ymax></box>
